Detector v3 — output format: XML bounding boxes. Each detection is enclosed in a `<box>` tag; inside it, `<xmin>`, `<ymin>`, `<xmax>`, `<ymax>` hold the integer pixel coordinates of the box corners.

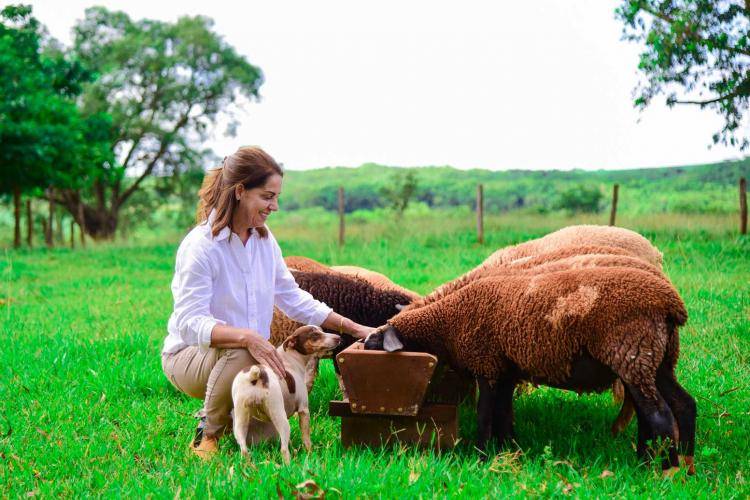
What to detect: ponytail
<box><xmin>196</xmin><ymin>166</ymin><xmax>225</xmax><ymax>225</ymax></box>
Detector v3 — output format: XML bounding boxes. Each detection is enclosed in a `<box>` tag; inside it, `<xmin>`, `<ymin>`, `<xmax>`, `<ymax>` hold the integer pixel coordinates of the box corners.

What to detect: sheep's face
<box><xmin>363</xmin><ymin>324</ymin><xmax>405</xmax><ymax>352</ymax></box>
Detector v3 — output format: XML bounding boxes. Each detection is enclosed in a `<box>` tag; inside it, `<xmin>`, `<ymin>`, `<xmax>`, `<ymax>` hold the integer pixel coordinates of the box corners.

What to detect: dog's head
<box><xmin>283</xmin><ymin>325</ymin><xmax>341</xmax><ymax>357</ymax></box>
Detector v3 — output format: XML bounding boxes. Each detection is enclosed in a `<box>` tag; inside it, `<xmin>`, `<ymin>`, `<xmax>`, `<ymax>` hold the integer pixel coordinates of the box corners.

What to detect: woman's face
<box><xmin>236</xmin><ymin>174</ymin><xmax>283</xmax><ymax>228</ymax></box>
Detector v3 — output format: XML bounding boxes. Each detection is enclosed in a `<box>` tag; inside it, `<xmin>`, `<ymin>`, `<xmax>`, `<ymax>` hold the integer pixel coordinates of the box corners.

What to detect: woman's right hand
<box><xmin>244</xmin><ymin>330</ymin><xmax>286</xmax><ymax>380</ymax></box>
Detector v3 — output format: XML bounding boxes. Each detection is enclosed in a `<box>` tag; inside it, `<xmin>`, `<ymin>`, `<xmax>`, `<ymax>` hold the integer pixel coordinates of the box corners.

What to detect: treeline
<box><xmin>280</xmin><ymin>159</ymin><xmax>750</xmax><ymax>215</ymax></box>
<box><xmin>1</xmin><ymin>4</ymin><xmax>261</xmax><ymax>245</ymax></box>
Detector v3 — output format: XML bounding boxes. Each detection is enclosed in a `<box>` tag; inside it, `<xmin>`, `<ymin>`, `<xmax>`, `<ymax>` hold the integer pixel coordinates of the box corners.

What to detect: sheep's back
<box><xmin>484</xmin><ymin>225</ymin><xmax>663</xmax><ymax>268</ymax></box>
<box><xmin>332</xmin><ymin>265</ymin><xmax>421</xmax><ymax>301</ymax></box>
<box><xmin>391</xmin><ymin>266</ymin><xmax>686</xmax><ymax>383</ymax></box>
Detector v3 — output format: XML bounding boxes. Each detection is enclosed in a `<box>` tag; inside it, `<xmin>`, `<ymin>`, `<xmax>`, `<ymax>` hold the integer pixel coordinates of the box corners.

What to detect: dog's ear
<box><xmin>282</xmin><ymin>336</ymin><xmax>296</xmax><ymax>351</ymax></box>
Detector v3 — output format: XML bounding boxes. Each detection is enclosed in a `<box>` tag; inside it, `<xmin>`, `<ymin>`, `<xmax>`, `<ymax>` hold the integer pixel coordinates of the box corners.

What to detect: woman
<box><xmin>161</xmin><ymin>146</ymin><xmax>374</xmax><ymax>458</ymax></box>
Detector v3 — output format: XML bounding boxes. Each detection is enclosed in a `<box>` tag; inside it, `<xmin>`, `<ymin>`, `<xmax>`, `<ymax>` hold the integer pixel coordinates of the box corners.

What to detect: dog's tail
<box><xmin>247</xmin><ymin>365</ymin><xmax>269</xmax><ymax>386</ymax></box>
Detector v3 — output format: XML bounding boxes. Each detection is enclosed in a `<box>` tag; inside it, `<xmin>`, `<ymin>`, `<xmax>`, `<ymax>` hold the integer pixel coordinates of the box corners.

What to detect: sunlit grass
<box><xmin>0</xmin><ymin>210</ymin><xmax>748</xmax><ymax>496</ymax></box>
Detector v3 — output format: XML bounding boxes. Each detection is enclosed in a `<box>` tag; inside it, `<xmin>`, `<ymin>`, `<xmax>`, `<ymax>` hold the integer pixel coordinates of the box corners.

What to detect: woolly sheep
<box><xmin>331</xmin><ymin>265</ymin><xmax>421</xmax><ymax>301</ymax></box>
<box><xmin>425</xmin><ymin>225</ymin><xmax>663</xmax><ymax>307</ymax></box>
<box><xmin>410</xmin><ymin>244</ymin><xmax>646</xmax><ymax>310</ymax></box>
<box><xmin>364</xmin><ymin>266</ymin><xmax>696</xmax><ymax>474</ymax></box>
<box><xmin>485</xmin><ymin>224</ymin><xmax>663</xmax><ymax>267</ymax></box>
<box><xmin>270</xmin><ymin>270</ymin><xmax>415</xmax><ymax>392</ymax></box>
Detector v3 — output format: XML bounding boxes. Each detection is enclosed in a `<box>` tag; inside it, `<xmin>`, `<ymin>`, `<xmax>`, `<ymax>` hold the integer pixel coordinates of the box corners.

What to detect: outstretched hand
<box><xmin>245</xmin><ymin>331</ymin><xmax>286</xmax><ymax>380</ymax></box>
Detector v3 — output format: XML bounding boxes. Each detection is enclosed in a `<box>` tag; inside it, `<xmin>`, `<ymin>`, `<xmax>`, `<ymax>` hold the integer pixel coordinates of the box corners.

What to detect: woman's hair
<box><xmin>196</xmin><ymin>146</ymin><xmax>284</xmax><ymax>239</ymax></box>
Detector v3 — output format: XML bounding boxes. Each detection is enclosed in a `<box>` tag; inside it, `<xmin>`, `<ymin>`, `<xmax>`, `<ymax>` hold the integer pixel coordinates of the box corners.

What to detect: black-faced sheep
<box><xmin>331</xmin><ymin>265</ymin><xmax>421</xmax><ymax>301</ymax></box>
<box><xmin>364</xmin><ymin>266</ymin><xmax>696</xmax><ymax>474</ymax></box>
<box><xmin>270</xmin><ymin>270</ymin><xmax>415</xmax><ymax>392</ymax></box>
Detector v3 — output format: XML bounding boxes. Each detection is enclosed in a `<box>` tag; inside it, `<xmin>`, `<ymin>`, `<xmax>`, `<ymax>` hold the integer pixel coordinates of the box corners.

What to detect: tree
<box><xmin>46</xmin><ymin>7</ymin><xmax>264</xmax><ymax>239</ymax></box>
<box><xmin>616</xmin><ymin>1</ymin><xmax>750</xmax><ymax>149</ymax></box>
<box><xmin>554</xmin><ymin>184</ymin><xmax>604</xmax><ymax>213</ymax></box>
<box><xmin>0</xmin><ymin>4</ymin><xmax>99</xmax><ymax>247</ymax></box>
<box><xmin>380</xmin><ymin>171</ymin><xmax>418</xmax><ymax>217</ymax></box>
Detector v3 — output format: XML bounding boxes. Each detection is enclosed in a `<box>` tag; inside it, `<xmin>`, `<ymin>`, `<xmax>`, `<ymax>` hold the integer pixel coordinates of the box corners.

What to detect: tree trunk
<box><xmin>13</xmin><ymin>185</ymin><xmax>21</xmax><ymax>248</ymax></box>
<box><xmin>46</xmin><ymin>195</ymin><xmax>54</xmax><ymax>248</ymax></box>
<box><xmin>56</xmin><ymin>207</ymin><xmax>63</xmax><ymax>243</ymax></box>
<box><xmin>79</xmin><ymin>208</ymin><xmax>119</xmax><ymax>240</ymax></box>
<box><xmin>26</xmin><ymin>199</ymin><xmax>33</xmax><ymax>248</ymax></box>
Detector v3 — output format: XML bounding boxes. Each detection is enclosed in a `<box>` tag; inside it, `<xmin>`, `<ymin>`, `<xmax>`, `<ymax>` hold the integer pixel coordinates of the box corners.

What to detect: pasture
<box><xmin>1</xmin><ymin>210</ymin><xmax>748</xmax><ymax>497</ymax></box>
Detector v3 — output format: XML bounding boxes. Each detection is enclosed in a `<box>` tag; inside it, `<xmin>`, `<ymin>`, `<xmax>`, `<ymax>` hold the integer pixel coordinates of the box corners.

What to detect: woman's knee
<box><xmin>220</xmin><ymin>348</ymin><xmax>257</xmax><ymax>371</ymax></box>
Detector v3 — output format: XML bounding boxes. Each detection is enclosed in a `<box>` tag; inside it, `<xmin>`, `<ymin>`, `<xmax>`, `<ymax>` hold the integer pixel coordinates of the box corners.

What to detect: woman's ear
<box><xmin>234</xmin><ymin>184</ymin><xmax>245</xmax><ymax>201</ymax></box>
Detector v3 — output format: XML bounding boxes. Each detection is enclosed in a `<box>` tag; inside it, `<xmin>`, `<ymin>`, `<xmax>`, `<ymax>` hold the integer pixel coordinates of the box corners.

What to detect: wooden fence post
<box><xmin>740</xmin><ymin>177</ymin><xmax>747</xmax><ymax>235</ymax></box>
<box><xmin>26</xmin><ymin>199</ymin><xmax>33</xmax><ymax>248</ymax></box>
<box><xmin>476</xmin><ymin>184</ymin><xmax>484</xmax><ymax>244</ymax></box>
<box><xmin>609</xmin><ymin>184</ymin><xmax>619</xmax><ymax>226</ymax></box>
<box><xmin>70</xmin><ymin>219</ymin><xmax>75</xmax><ymax>249</ymax></box>
<box><xmin>338</xmin><ymin>186</ymin><xmax>345</xmax><ymax>246</ymax></box>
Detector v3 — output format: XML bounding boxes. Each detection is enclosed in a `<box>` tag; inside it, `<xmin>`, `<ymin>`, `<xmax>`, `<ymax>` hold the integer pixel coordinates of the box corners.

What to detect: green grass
<box><xmin>1</xmin><ymin>211</ymin><xmax>748</xmax><ymax>497</ymax></box>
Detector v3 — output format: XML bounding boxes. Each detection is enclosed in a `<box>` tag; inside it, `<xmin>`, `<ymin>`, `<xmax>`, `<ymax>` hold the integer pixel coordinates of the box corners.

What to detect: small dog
<box><xmin>231</xmin><ymin>325</ymin><xmax>340</xmax><ymax>464</ymax></box>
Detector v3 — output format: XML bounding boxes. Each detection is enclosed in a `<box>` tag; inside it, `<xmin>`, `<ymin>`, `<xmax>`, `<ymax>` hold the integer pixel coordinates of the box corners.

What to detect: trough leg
<box><xmin>656</xmin><ymin>369</ymin><xmax>697</xmax><ymax>475</ymax></box>
<box><xmin>476</xmin><ymin>377</ymin><xmax>498</xmax><ymax>457</ymax></box>
<box><xmin>625</xmin><ymin>383</ymin><xmax>680</xmax><ymax>472</ymax></box>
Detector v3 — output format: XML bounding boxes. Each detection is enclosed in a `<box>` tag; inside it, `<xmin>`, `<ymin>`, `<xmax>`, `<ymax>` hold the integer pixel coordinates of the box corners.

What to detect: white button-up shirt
<box><xmin>163</xmin><ymin>213</ymin><xmax>332</xmax><ymax>354</ymax></box>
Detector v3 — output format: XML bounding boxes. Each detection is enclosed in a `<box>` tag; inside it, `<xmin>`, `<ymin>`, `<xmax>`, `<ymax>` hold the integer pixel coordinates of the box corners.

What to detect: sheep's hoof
<box><xmin>682</xmin><ymin>455</ymin><xmax>696</xmax><ymax>476</ymax></box>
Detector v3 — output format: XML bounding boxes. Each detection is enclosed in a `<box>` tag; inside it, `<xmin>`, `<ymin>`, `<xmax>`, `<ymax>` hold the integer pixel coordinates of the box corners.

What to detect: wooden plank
<box><xmin>330</xmin><ymin>401</ymin><xmax>459</xmax><ymax>449</ymax></box>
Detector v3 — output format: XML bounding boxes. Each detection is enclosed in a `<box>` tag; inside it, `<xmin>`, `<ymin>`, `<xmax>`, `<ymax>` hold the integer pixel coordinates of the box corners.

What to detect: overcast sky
<box><xmin>19</xmin><ymin>0</ymin><xmax>744</xmax><ymax>170</ymax></box>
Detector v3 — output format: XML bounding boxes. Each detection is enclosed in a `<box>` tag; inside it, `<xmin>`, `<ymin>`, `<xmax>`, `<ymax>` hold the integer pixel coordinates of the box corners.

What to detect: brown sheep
<box><xmin>270</xmin><ymin>270</ymin><xmax>416</xmax><ymax>392</ymax></box>
<box><xmin>364</xmin><ymin>267</ymin><xmax>696</xmax><ymax>474</ymax></box>
<box><xmin>284</xmin><ymin>255</ymin><xmax>333</xmax><ymax>274</ymax></box>
<box><xmin>485</xmin><ymin>224</ymin><xmax>663</xmax><ymax>267</ymax></box>
<box><xmin>331</xmin><ymin>265</ymin><xmax>421</xmax><ymax>301</ymax></box>
<box><xmin>411</xmin><ymin>244</ymin><xmax>643</xmax><ymax>310</ymax></box>
<box><xmin>424</xmin><ymin>225</ymin><xmax>662</xmax><ymax>309</ymax></box>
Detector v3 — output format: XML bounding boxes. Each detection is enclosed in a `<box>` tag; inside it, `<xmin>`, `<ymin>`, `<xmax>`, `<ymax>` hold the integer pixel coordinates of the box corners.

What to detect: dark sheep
<box><xmin>365</xmin><ymin>266</ymin><xmax>696</xmax><ymax>475</ymax></box>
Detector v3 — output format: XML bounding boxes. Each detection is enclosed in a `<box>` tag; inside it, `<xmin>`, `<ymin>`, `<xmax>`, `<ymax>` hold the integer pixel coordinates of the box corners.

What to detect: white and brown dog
<box><xmin>231</xmin><ymin>325</ymin><xmax>340</xmax><ymax>464</ymax></box>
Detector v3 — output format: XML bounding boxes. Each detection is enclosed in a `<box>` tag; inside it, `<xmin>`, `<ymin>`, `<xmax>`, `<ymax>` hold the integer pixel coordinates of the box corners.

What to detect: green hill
<box><xmin>281</xmin><ymin>158</ymin><xmax>750</xmax><ymax>215</ymax></box>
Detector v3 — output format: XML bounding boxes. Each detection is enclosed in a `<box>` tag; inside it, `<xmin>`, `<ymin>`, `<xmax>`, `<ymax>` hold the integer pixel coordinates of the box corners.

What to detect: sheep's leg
<box><xmin>476</xmin><ymin>377</ymin><xmax>497</xmax><ymax>457</ymax></box>
<box><xmin>656</xmin><ymin>370</ymin><xmax>697</xmax><ymax>475</ymax></box>
<box><xmin>625</xmin><ymin>383</ymin><xmax>680</xmax><ymax>471</ymax></box>
<box><xmin>491</xmin><ymin>378</ymin><xmax>517</xmax><ymax>445</ymax></box>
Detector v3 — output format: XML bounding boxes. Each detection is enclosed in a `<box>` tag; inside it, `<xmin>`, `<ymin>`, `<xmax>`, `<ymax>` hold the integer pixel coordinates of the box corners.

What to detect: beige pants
<box><xmin>161</xmin><ymin>347</ymin><xmax>258</xmax><ymax>437</ymax></box>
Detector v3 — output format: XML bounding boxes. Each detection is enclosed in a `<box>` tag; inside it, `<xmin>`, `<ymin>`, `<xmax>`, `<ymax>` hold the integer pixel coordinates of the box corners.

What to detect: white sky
<box><xmin>19</xmin><ymin>0</ymin><xmax>745</xmax><ymax>170</ymax></box>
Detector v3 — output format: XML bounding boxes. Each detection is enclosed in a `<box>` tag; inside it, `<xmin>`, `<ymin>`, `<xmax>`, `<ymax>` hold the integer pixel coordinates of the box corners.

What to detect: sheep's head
<box><xmin>363</xmin><ymin>324</ymin><xmax>404</xmax><ymax>352</ymax></box>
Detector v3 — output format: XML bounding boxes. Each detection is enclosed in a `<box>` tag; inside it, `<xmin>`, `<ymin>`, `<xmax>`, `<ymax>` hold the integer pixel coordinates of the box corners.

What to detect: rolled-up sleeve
<box><xmin>170</xmin><ymin>247</ymin><xmax>225</xmax><ymax>351</ymax></box>
<box><xmin>272</xmin><ymin>243</ymin><xmax>332</xmax><ymax>326</ymax></box>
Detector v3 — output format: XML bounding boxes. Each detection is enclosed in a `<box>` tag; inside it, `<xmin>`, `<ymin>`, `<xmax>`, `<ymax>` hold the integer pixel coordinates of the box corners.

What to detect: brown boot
<box><xmin>190</xmin><ymin>417</ymin><xmax>218</xmax><ymax>460</ymax></box>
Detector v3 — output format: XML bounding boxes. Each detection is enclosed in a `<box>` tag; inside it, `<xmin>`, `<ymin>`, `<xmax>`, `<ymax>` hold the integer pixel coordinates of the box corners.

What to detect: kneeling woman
<box><xmin>161</xmin><ymin>146</ymin><xmax>374</xmax><ymax>458</ymax></box>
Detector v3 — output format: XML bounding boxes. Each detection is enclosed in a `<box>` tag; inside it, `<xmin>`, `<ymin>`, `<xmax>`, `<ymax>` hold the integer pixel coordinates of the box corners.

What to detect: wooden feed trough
<box><xmin>328</xmin><ymin>342</ymin><xmax>475</xmax><ymax>449</ymax></box>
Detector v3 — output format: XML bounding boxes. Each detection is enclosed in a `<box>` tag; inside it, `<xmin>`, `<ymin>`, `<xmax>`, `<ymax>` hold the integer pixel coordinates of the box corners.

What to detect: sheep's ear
<box><xmin>395</xmin><ymin>304</ymin><xmax>408</xmax><ymax>311</ymax></box>
<box><xmin>383</xmin><ymin>327</ymin><xmax>404</xmax><ymax>352</ymax></box>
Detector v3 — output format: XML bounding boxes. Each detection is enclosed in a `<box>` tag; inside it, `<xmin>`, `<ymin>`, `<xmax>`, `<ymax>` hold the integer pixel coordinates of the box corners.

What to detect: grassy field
<box><xmin>1</xmin><ymin>210</ymin><xmax>748</xmax><ymax>497</ymax></box>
